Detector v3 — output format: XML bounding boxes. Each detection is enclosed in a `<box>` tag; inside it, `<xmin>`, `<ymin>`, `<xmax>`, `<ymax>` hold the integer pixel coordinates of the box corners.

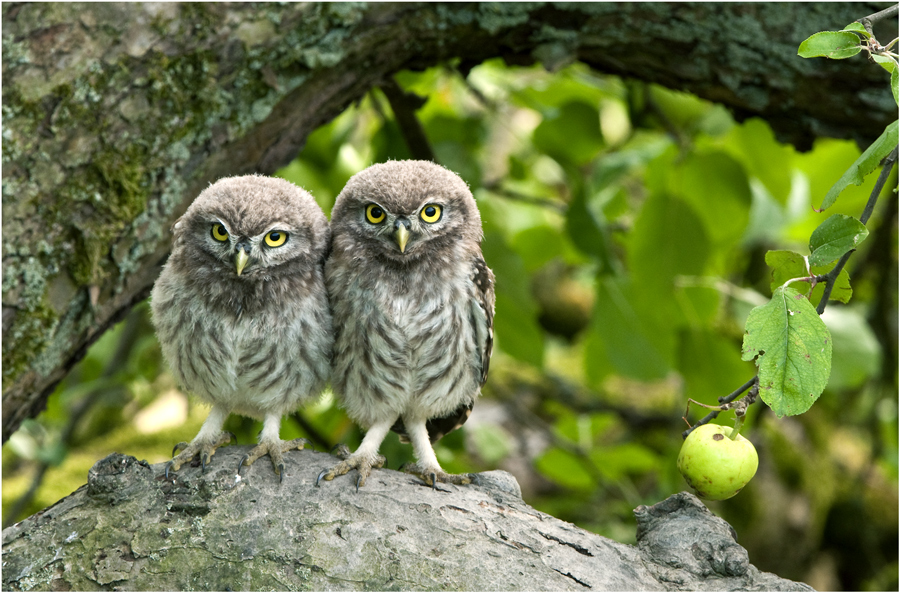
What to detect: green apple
<box><xmin>677</xmin><ymin>423</ymin><xmax>758</xmax><ymax>501</ymax></box>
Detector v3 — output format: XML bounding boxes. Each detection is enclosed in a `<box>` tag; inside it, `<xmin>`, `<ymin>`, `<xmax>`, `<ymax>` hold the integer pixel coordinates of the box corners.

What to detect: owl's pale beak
<box><xmin>235</xmin><ymin>248</ymin><xmax>250</xmax><ymax>276</ymax></box>
<box><xmin>393</xmin><ymin>218</ymin><xmax>411</xmax><ymax>253</ymax></box>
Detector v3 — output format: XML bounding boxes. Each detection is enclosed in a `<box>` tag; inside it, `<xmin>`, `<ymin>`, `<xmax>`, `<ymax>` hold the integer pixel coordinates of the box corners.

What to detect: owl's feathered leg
<box><xmin>316</xmin><ymin>419</ymin><xmax>391</xmax><ymax>490</ymax></box>
<box><xmin>403</xmin><ymin>419</ymin><xmax>472</xmax><ymax>487</ymax></box>
<box><xmin>166</xmin><ymin>405</ymin><xmax>234</xmax><ymax>478</ymax></box>
<box><xmin>237</xmin><ymin>412</ymin><xmax>310</xmax><ymax>482</ymax></box>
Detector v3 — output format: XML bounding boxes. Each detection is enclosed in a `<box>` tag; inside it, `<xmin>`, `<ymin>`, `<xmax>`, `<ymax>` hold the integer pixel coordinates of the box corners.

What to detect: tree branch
<box><xmin>1</xmin><ymin>449</ymin><xmax>813</xmax><ymax>591</ymax></box>
<box><xmin>379</xmin><ymin>78</ymin><xmax>437</xmax><ymax>162</ymax></box>
<box><xmin>858</xmin><ymin>4</ymin><xmax>900</xmax><ymax>36</ymax></box>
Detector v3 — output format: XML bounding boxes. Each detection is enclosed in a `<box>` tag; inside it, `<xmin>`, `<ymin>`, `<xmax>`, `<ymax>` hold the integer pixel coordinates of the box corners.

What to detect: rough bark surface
<box><xmin>2</xmin><ymin>3</ymin><xmax>894</xmax><ymax>437</ymax></box>
<box><xmin>1</xmin><ymin>448</ymin><xmax>813</xmax><ymax>592</ymax></box>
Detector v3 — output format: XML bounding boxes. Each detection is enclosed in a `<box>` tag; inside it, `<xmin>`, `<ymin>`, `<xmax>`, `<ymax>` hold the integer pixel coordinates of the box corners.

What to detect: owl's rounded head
<box><xmin>172</xmin><ymin>174</ymin><xmax>329</xmax><ymax>279</ymax></box>
<box><xmin>330</xmin><ymin>160</ymin><xmax>483</xmax><ymax>263</ymax></box>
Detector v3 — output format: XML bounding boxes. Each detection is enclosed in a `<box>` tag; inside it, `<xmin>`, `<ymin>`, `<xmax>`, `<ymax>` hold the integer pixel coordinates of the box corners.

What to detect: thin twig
<box><xmin>682</xmin><ymin>377</ymin><xmax>757</xmax><ymax>439</ymax></box>
<box><xmin>858</xmin><ymin>4</ymin><xmax>900</xmax><ymax>36</ymax></box>
<box><xmin>379</xmin><ymin>77</ymin><xmax>437</xmax><ymax>162</ymax></box>
<box><xmin>817</xmin><ymin>146</ymin><xmax>896</xmax><ymax>314</ymax></box>
<box><xmin>289</xmin><ymin>411</ymin><xmax>332</xmax><ymax>451</ymax></box>
<box><xmin>481</xmin><ymin>182</ymin><xmax>568</xmax><ymax>212</ymax></box>
<box><xmin>860</xmin><ymin>146</ymin><xmax>898</xmax><ymax>225</ymax></box>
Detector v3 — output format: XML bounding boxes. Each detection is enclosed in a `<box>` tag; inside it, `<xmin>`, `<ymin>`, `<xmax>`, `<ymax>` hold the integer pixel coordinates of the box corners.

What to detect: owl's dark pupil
<box><xmin>372</xmin><ymin>207</ymin><xmax>383</xmax><ymax>218</ymax></box>
<box><xmin>425</xmin><ymin>206</ymin><xmax>436</xmax><ymax>217</ymax></box>
<box><xmin>270</xmin><ymin>232</ymin><xmax>280</xmax><ymax>241</ymax></box>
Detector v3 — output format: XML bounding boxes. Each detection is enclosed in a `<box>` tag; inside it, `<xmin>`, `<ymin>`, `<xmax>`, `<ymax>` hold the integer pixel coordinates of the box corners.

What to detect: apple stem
<box><xmin>729</xmin><ymin>414</ymin><xmax>745</xmax><ymax>440</ymax></box>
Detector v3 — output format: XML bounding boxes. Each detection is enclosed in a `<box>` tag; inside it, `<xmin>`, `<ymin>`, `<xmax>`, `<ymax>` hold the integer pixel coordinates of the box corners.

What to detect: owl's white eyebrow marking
<box><xmin>262</xmin><ymin>222</ymin><xmax>291</xmax><ymax>234</ymax></box>
<box><xmin>417</xmin><ymin>199</ymin><xmax>444</xmax><ymax>210</ymax></box>
<box><xmin>211</xmin><ymin>218</ymin><xmax>233</xmax><ymax>233</ymax></box>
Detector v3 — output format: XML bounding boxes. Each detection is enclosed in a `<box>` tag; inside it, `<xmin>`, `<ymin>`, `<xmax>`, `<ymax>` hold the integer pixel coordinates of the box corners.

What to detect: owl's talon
<box><xmin>318</xmin><ymin>453</ymin><xmax>380</xmax><ymax>489</ymax></box>
<box><xmin>172</xmin><ymin>442</ymin><xmax>189</xmax><ymax>457</ymax></box>
<box><xmin>239</xmin><ymin>437</ymin><xmax>305</xmax><ymax>480</ymax></box>
<box><xmin>237</xmin><ymin>454</ymin><xmax>250</xmax><ymax>475</ymax></box>
<box><xmin>402</xmin><ymin>464</ymin><xmax>471</xmax><ymax>488</ymax></box>
<box><xmin>165</xmin><ymin>461</ymin><xmax>175</xmax><ymax>480</ymax></box>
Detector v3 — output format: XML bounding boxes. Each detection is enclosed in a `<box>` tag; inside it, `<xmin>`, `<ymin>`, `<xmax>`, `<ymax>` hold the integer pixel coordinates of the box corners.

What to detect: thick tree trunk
<box><xmin>1</xmin><ymin>448</ymin><xmax>812</xmax><ymax>591</ymax></box>
<box><xmin>2</xmin><ymin>2</ymin><xmax>893</xmax><ymax>438</ymax></box>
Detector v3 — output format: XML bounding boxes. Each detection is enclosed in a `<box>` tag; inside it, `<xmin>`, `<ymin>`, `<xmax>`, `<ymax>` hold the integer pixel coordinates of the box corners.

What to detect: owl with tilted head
<box><xmin>151</xmin><ymin>175</ymin><xmax>333</xmax><ymax>481</ymax></box>
<box><xmin>318</xmin><ymin>160</ymin><xmax>495</xmax><ymax>489</ymax></box>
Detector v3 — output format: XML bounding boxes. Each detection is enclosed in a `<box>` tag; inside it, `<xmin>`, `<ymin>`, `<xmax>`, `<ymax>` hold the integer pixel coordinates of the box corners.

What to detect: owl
<box><xmin>318</xmin><ymin>160</ymin><xmax>495</xmax><ymax>489</ymax></box>
<box><xmin>150</xmin><ymin>175</ymin><xmax>333</xmax><ymax>481</ymax></box>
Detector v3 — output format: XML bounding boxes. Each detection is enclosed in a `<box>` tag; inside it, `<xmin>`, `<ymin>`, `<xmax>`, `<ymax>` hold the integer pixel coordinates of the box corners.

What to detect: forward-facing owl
<box><xmin>318</xmin><ymin>160</ymin><xmax>495</xmax><ymax>488</ymax></box>
<box><xmin>151</xmin><ymin>175</ymin><xmax>333</xmax><ymax>481</ymax></box>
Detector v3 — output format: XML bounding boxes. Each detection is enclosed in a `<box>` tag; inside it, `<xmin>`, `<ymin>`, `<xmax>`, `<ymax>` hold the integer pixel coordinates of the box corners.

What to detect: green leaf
<box><xmin>532</xmin><ymin>101</ymin><xmax>604</xmax><ymax>166</ymax></box>
<box><xmin>822</xmin><ymin>307</ymin><xmax>884</xmax><ymax>390</ymax></box>
<box><xmin>741</xmin><ymin>287</ymin><xmax>832</xmax><ymax>417</ymax></box>
<box><xmin>822</xmin><ymin>307</ymin><xmax>882</xmax><ymax>391</ymax></box>
<box><xmin>566</xmin><ymin>184</ymin><xmax>614</xmax><ymax>271</ymax></box>
<box><xmin>535</xmin><ymin>447</ymin><xmax>594</xmax><ymax>490</ymax></box>
<box><xmin>766</xmin><ymin>250</ymin><xmax>809</xmax><ymax>287</ymax></box>
<box><xmin>629</xmin><ymin>191</ymin><xmax>711</xmax><ymax>297</ymax></box>
<box><xmin>481</xmin><ymin>230</ymin><xmax>545</xmax><ymax>367</ymax></box>
<box><xmin>723</xmin><ymin>118</ymin><xmax>795</xmax><ymax>205</ymax></box>
<box><xmin>469</xmin><ymin>423</ymin><xmax>513</xmax><ymax>464</ymax></box>
<box><xmin>511</xmin><ymin>226</ymin><xmax>567</xmax><ymax>273</ymax></box>
<box><xmin>808</xmin><ymin>214</ymin><xmax>869</xmax><ymax>266</ymax></box>
<box><xmin>678</xmin><ymin>329</ymin><xmax>757</xmax><ymax>403</ymax></box>
<box><xmin>766</xmin><ymin>250</ymin><xmax>853</xmax><ymax>306</ymax></box>
<box><xmin>842</xmin><ymin>22</ymin><xmax>871</xmax><ymax>38</ymax></box>
<box><xmin>872</xmin><ymin>54</ymin><xmax>897</xmax><ymax>74</ymax></box>
<box><xmin>590</xmin><ymin>443</ymin><xmax>659</xmax><ymax>481</ymax></box>
<box><xmin>798</xmin><ymin>31</ymin><xmax>863</xmax><ymax>59</ymax></box>
<box><xmin>818</xmin><ymin>120</ymin><xmax>899</xmax><ymax>211</ymax></box>
<box><xmin>671</xmin><ymin>151</ymin><xmax>752</xmax><ymax>246</ymax></box>
<box><xmin>893</xmin><ymin>65</ymin><xmax>899</xmax><ymax>106</ymax></box>
<box><xmin>588</xmin><ymin>276</ymin><xmax>671</xmax><ymax>381</ymax></box>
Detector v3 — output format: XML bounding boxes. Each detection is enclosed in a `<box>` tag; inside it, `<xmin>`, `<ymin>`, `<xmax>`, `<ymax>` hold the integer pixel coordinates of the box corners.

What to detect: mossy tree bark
<box><xmin>1</xmin><ymin>448</ymin><xmax>813</xmax><ymax>591</ymax></box>
<box><xmin>2</xmin><ymin>2</ymin><xmax>894</xmax><ymax>439</ymax></box>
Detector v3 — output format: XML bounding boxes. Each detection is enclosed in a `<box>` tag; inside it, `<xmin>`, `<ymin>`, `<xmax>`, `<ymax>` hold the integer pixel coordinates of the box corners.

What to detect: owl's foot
<box><xmin>316</xmin><ymin>450</ymin><xmax>386</xmax><ymax>491</ymax></box>
<box><xmin>401</xmin><ymin>463</ymin><xmax>473</xmax><ymax>489</ymax></box>
<box><xmin>165</xmin><ymin>431</ymin><xmax>235</xmax><ymax>478</ymax></box>
<box><xmin>237</xmin><ymin>437</ymin><xmax>310</xmax><ymax>482</ymax></box>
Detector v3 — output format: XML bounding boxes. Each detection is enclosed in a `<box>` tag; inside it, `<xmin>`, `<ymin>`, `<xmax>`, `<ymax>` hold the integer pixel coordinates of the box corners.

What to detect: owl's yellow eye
<box><xmin>366</xmin><ymin>204</ymin><xmax>386</xmax><ymax>224</ymax></box>
<box><xmin>264</xmin><ymin>230</ymin><xmax>288</xmax><ymax>248</ymax></box>
<box><xmin>211</xmin><ymin>223</ymin><xmax>229</xmax><ymax>242</ymax></box>
<box><xmin>420</xmin><ymin>204</ymin><xmax>442</xmax><ymax>224</ymax></box>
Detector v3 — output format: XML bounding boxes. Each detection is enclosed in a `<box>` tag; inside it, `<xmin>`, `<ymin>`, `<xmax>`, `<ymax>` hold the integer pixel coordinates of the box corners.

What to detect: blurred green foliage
<box><xmin>3</xmin><ymin>59</ymin><xmax>897</xmax><ymax>591</ymax></box>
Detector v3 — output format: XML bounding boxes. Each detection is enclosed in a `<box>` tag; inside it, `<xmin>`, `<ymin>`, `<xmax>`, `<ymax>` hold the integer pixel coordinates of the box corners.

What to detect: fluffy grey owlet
<box><xmin>151</xmin><ymin>175</ymin><xmax>333</xmax><ymax>481</ymax></box>
<box><xmin>318</xmin><ymin>160</ymin><xmax>495</xmax><ymax>489</ymax></box>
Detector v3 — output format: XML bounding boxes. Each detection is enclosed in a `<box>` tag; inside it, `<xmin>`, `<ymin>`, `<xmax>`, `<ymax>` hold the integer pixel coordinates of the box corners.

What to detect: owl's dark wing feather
<box><xmin>471</xmin><ymin>255</ymin><xmax>495</xmax><ymax>387</ymax></box>
<box><xmin>392</xmin><ymin>402</ymin><xmax>474</xmax><ymax>444</ymax></box>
